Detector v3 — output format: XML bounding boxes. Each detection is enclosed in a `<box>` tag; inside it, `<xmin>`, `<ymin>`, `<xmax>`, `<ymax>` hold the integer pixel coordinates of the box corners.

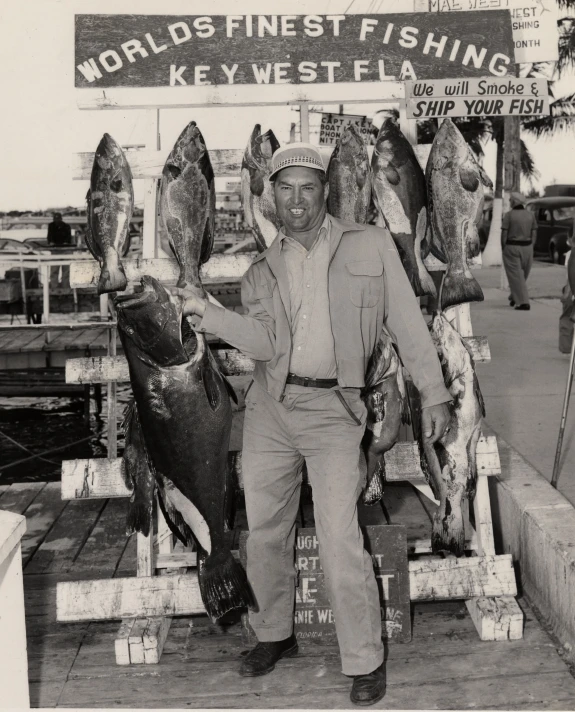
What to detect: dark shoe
<box><xmin>350</xmin><ymin>663</ymin><xmax>386</xmax><ymax>706</ymax></box>
<box><xmin>509</xmin><ymin>300</ymin><xmax>515</xmax><ymax>307</ymax></box>
<box><xmin>515</xmin><ymin>304</ymin><xmax>531</xmax><ymax>311</ymax></box>
<box><xmin>239</xmin><ymin>635</ymin><xmax>298</xmax><ymax>677</ymax></box>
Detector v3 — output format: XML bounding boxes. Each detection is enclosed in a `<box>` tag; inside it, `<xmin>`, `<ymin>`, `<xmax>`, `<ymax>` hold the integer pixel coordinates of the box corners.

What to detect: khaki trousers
<box><xmin>503</xmin><ymin>244</ymin><xmax>533</xmax><ymax>306</ymax></box>
<box><xmin>242</xmin><ymin>380</ymin><xmax>384</xmax><ymax>676</ymax></box>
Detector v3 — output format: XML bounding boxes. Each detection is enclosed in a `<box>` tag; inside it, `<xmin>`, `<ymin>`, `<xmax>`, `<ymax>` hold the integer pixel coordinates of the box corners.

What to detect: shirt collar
<box><xmin>278</xmin><ymin>213</ymin><xmax>331</xmax><ymax>247</ymax></box>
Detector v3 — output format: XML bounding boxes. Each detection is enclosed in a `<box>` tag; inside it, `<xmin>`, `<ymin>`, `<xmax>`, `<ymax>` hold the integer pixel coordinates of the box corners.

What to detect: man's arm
<box><xmin>379</xmin><ymin>229</ymin><xmax>451</xmax><ymax>407</ymax></box>
<box><xmin>171</xmin><ymin>267</ymin><xmax>277</xmax><ymax>362</ymax></box>
<box><xmin>501</xmin><ymin>212</ymin><xmax>510</xmax><ymax>249</ymax></box>
<box><xmin>531</xmin><ymin>213</ymin><xmax>537</xmax><ymax>245</ymax></box>
<box><xmin>568</xmin><ymin>248</ymin><xmax>575</xmax><ymax>298</ymax></box>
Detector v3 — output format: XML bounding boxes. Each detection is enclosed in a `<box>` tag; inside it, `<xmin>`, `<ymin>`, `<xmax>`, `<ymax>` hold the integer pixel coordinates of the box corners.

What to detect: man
<box><xmin>47</xmin><ymin>213</ymin><xmax>73</xmax><ymax>289</ymax></box>
<box><xmin>501</xmin><ymin>192</ymin><xmax>537</xmax><ymax>311</ymax></box>
<box><xmin>171</xmin><ymin>144</ymin><xmax>451</xmax><ymax>706</ymax></box>
<box><xmin>47</xmin><ymin>212</ymin><xmax>72</xmax><ymax>247</ymax></box>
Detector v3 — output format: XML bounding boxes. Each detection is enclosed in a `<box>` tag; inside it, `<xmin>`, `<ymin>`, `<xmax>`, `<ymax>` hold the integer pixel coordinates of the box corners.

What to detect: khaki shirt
<box><xmin>198</xmin><ymin>216</ymin><xmax>451</xmax><ymax>409</ymax></box>
<box><xmin>280</xmin><ymin>215</ymin><xmax>336</xmax><ymax>379</ymax></box>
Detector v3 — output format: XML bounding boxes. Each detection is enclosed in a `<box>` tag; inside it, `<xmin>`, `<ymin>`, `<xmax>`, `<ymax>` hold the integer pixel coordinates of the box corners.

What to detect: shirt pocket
<box><xmin>253</xmin><ymin>278</ymin><xmax>276</xmax><ymax>312</ymax></box>
<box><xmin>345</xmin><ymin>261</ymin><xmax>383</xmax><ymax>308</ymax></box>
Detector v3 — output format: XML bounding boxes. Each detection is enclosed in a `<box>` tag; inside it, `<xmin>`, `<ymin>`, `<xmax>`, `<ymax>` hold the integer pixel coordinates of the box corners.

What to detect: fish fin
<box><xmin>441</xmin><ymin>269</ymin><xmax>484</xmax><ymax>310</ymax></box>
<box><xmin>155</xmin><ymin>477</ymin><xmax>195</xmax><ymax>547</ymax></box>
<box><xmin>473</xmin><ymin>370</ymin><xmax>486</xmax><ymax>418</ymax></box>
<box><xmin>459</xmin><ymin>164</ymin><xmax>480</xmax><ymax>193</ymax></box>
<box><xmin>355</xmin><ymin>165</ymin><xmax>367</xmax><ymax>189</ymax></box>
<box><xmin>165</xmin><ymin>164</ymin><xmax>182</xmax><ymax>181</ymax></box>
<box><xmin>98</xmin><ymin>252</ymin><xmax>127</xmax><ymax>294</ymax></box>
<box><xmin>122</xmin><ymin>401</ymin><xmax>155</xmax><ymax>537</ymax></box>
<box><xmin>249</xmin><ymin>167</ymin><xmax>265</xmax><ymax>197</ymax></box>
<box><xmin>199</xmin><ymin>213</ymin><xmax>214</xmax><ymax>265</ymax></box>
<box><xmin>429</xmin><ymin>236</ymin><xmax>448</xmax><ymax>264</ymax></box>
<box><xmin>478</xmin><ymin>163</ymin><xmax>493</xmax><ymax>189</ymax></box>
<box><xmin>198</xmin><ymin>550</ymin><xmax>254</xmax><ymax>620</ymax></box>
<box><xmin>84</xmin><ymin>190</ymin><xmax>103</xmax><ymax>261</ymax></box>
<box><xmin>201</xmin><ymin>365</ymin><xmax>223</xmax><ymax>411</ymax></box>
<box><xmin>207</xmin><ymin>347</ymin><xmax>238</xmax><ymax>405</ymax></box>
<box><xmin>417</xmin><ymin>207</ymin><xmax>431</xmax><ymax>260</ymax></box>
<box><xmin>222</xmin><ymin>374</ymin><xmax>238</xmax><ymax>405</ymax></box>
<box><xmin>418</xmin><ymin>267</ymin><xmax>437</xmax><ymax>299</ymax></box>
<box><xmin>383</xmin><ymin>165</ymin><xmax>401</xmax><ymax>186</ymax></box>
<box><xmin>466</xmin><ymin>219</ymin><xmax>481</xmax><ymax>260</ymax></box>
<box><xmin>363</xmin><ymin>460</ymin><xmax>385</xmax><ymax>506</ymax></box>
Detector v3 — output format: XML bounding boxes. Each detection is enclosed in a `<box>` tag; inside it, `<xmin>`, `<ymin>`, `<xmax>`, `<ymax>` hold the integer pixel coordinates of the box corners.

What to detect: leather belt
<box><xmin>286</xmin><ymin>374</ymin><xmax>338</xmax><ymax>389</ymax></box>
<box><xmin>506</xmin><ymin>240</ymin><xmax>532</xmax><ymax>246</ymax></box>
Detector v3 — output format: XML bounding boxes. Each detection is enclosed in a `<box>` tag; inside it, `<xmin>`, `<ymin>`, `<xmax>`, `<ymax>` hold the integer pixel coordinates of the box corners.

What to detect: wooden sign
<box><xmin>240</xmin><ymin>525</ymin><xmax>411</xmax><ymax>644</ymax></box>
<box><xmin>319</xmin><ymin>113</ymin><xmax>372</xmax><ymax>146</ymax></box>
<box><xmin>75</xmin><ymin>12</ymin><xmax>514</xmax><ymax>90</ymax></box>
<box><xmin>428</xmin><ymin>0</ymin><xmax>559</xmax><ymax>64</ymax></box>
<box><xmin>405</xmin><ymin>76</ymin><xmax>549</xmax><ymax>117</ymax></box>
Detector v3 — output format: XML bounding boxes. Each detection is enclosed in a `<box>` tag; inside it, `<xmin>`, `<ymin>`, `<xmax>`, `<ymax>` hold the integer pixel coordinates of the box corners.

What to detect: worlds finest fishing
<box><xmin>76</xmin><ymin>14</ymin><xmax>511</xmax><ymax>85</ymax></box>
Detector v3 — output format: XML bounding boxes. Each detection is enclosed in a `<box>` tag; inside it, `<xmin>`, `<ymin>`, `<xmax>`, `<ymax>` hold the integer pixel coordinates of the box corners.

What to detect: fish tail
<box><xmin>98</xmin><ymin>251</ymin><xmax>127</xmax><ymax>294</ymax></box>
<box><xmin>126</xmin><ymin>496</ymin><xmax>154</xmax><ymax>537</ymax></box>
<box><xmin>198</xmin><ymin>550</ymin><xmax>254</xmax><ymax>620</ymax></box>
<box><xmin>440</xmin><ymin>268</ymin><xmax>484</xmax><ymax>310</ymax></box>
<box><xmin>431</xmin><ymin>497</ymin><xmax>466</xmax><ymax>557</ymax></box>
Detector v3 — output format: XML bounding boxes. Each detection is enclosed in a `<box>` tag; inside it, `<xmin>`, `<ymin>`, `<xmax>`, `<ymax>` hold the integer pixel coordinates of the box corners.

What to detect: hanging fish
<box><xmin>420</xmin><ymin>292</ymin><xmax>485</xmax><ymax>556</ymax></box>
<box><xmin>116</xmin><ymin>277</ymin><xmax>251</xmax><ymax>621</ymax></box>
<box><xmin>327</xmin><ymin>124</ymin><xmax>371</xmax><ymax>224</ymax></box>
<box><xmin>426</xmin><ymin>119</ymin><xmax>492</xmax><ymax>309</ymax></box>
<box><xmin>159</xmin><ymin>121</ymin><xmax>215</xmax><ymax>289</ymax></box>
<box><xmin>371</xmin><ymin>118</ymin><xmax>435</xmax><ymax>298</ymax></box>
<box><xmin>241</xmin><ymin>124</ymin><xmax>281</xmax><ymax>252</ymax></box>
<box><xmin>361</xmin><ymin>329</ymin><xmax>410</xmax><ymax>505</ymax></box>
<box><xmin>87</xmin><ymin>134</ymin><xmax>133</xmax><ymax>294</ymax></box>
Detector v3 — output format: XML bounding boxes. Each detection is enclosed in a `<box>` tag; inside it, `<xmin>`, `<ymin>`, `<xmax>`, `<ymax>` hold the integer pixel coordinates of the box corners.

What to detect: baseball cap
<box><xmin>269</xmin><ymin>143</ymin><xmax>326</xmax><ymax>181</ymax></box>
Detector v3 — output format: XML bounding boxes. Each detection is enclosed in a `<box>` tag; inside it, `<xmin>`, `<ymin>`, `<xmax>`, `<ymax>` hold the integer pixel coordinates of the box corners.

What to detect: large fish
<box><xmin>159</xmin><ymin>121</ymin><xmax>215</xmax><ymax>289</ymax></box>
<box><xmin>87</xmin><ymin>133</ymin><xmax>133</xmax><ymax>294</ymax></box>
<box><xmin>361</xmin><ymin>329</ymin><xmax>410</xmax><ymax>505</ymax></box>
<box><xmin>115</xmin><ymin>276</ymin><xmax>252</xmax><ymax>620</ymax></box>
<box><xmin>420</xmin><ymin>308</ymin><xmax>485</xmax><ymax>557</ymax></box>
<box><xmin>327</xmin><ymin>124</ymin><xmax>371</xmax><ymax>224</ymax></box>
<box><xmin>371</xmin><ymin>118</ymin><xmax>435</xmax><ymax>298</ymax></box>
<box><xmin>241</xmin><ymin>124</ymin><xmax>281</xmax><ymax>252</ymax></box>
<box><xmin>426</xmin><ymin>119</ymin><xmax>492</xmax><ymax>310</ymax></box>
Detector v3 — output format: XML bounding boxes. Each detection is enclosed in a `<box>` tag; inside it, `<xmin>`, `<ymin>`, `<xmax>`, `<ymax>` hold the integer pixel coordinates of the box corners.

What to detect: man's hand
<box><xmin>166</xmin><ymin>286</ymin><xmax>207</xmax><ymax>318</ymax></box>
<box><xmin>421</xmin><ymin>403</ymin><xmax>451</xmax><ymax>444</ymax></box>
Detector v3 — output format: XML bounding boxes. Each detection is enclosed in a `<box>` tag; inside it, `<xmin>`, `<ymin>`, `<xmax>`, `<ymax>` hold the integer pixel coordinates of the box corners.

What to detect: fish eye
<box><xmin>126</xmin><ymin>326</ymin><xmax>134</xmax><ymax>335</ymax></box>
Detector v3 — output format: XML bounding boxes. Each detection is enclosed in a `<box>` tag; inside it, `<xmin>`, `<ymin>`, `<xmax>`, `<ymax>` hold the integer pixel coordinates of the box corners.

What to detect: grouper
<box><xmin>86</xmin><ymin>133</ymin><xmax>133</xmax><ymax>294</ymax></box>
<box><xmin>327</xmin><ymin>124</ymin><xmax>371</xmax><ymax>224</ymax></box>
<box><xmin>241</xmin><ymin>124</ymin><xmax>282</xmax><ymax>252</ymax></box>
<box><xmin>159</xmin><ymin>121</ymin><xmax>215</xmax><ymax>287</ymax></box>
<box><xmin>420</xmin><ymin>296</ymin><xmax>485</xmax><ymax>557</ymax></box>
<box><xmin>116</xmin><ymin>276</ymin><xmax>253</xmax><ymax>620</ymax></box>
<box><xmin>361</xmin><ymin>328</ymin><xmax>410</xmax><ymax>505</ymax></box>
<box><xmin>426</xmin><ymin>119</ymin><xmax>492</xmax><ymax>310</ymax></box>
<box><xmin>371</xmin><ymin>118</ymin><xmax>435</xmax><ymax>298</ymax></box>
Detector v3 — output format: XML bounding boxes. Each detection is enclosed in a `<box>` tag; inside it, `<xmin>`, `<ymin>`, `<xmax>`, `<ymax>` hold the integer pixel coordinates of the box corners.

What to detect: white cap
<box><xmin>269</xmin><ymin>142</ymin><xmax>326</xmax><ymax>181</ymax></box>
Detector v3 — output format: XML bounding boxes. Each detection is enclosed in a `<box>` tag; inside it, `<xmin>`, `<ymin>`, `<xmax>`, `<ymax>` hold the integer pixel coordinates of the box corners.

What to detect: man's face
<box><xmin>273</xmin><ymin>166</ymin><xmax>328</xmax><ymax>236</ymax></box>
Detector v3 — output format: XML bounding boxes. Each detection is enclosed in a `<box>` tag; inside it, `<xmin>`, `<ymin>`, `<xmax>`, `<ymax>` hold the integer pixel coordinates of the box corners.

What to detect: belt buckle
<box><xmin>302</xmin><ymin>377</ymin><xmax>310</xmax><ymax>387</ymax></box>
